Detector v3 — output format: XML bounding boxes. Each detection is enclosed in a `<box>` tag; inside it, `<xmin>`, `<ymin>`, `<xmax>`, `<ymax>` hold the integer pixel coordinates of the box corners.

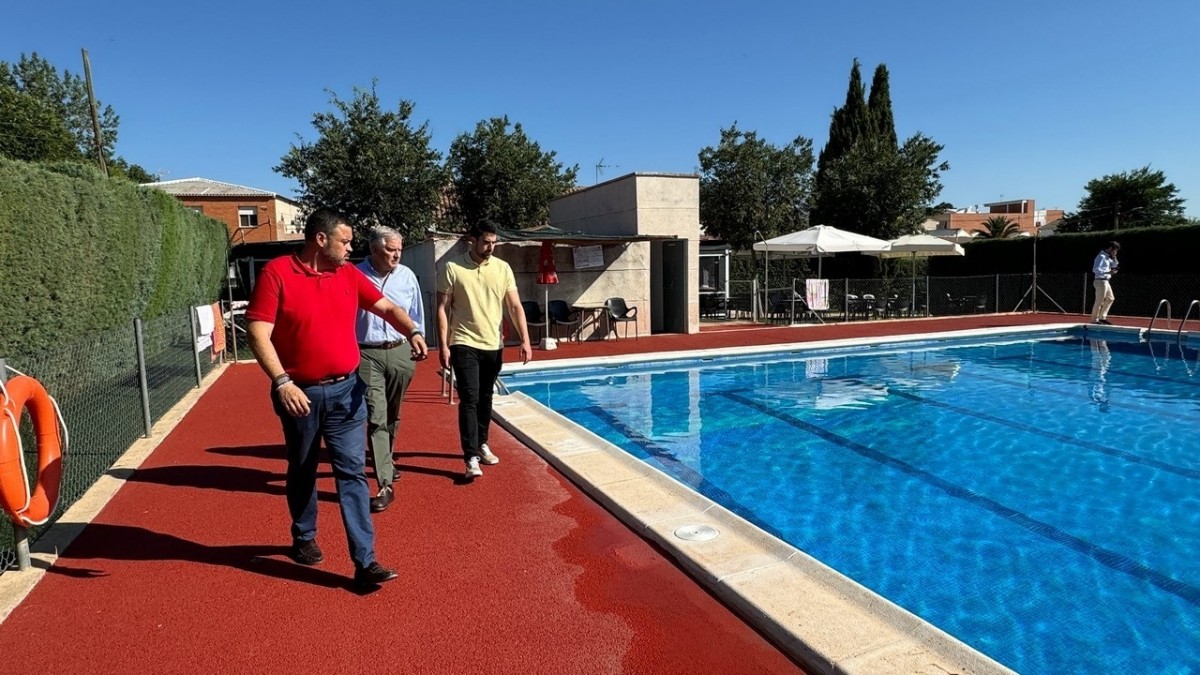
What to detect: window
<box><xmin>187</xmin><ymin>205</ymin><xmax>204</xmax><ymax>214</ymax></box>
<box><xmin>238</xmin><ymin>207</ymin><xmax>259</xmax><ymax>229</ymax></box>
<box><xmin>699</xmin><ymin>255</ymin><xmax>724</xmax><ymax>292</ymax></box>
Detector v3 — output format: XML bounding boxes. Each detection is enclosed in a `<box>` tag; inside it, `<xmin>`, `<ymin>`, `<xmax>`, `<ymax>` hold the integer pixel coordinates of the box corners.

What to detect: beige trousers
<box><xmin>1091</xmin><ymin>279</ymin><xmax>1114</xmax><ymax>321</ymax></box>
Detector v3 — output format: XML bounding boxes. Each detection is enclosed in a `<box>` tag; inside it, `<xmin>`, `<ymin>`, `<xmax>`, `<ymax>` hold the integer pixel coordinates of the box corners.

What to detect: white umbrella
<box><xmin>752</xmin><ymin>224</ymin><xmax>890</xmax><ymax>278</ymax></box>
<box><xmin>869</xmin><ymin>233</ymin><xmax>965</xmax><ymax>314</ymax></box>
<box><xmin>928</xmin><ymin>228</ymin><xmax>977</xmax><ymax>243</ymax></box>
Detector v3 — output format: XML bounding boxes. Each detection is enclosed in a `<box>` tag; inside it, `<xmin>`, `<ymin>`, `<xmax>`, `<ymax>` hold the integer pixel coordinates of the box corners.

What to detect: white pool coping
<box><xmin>503</xmin><ymin>323</ymin><xmax>1088</xmax><ymax>377</ymax></box>
<box><xmin>494</xmin><ymin>323</ymin><xmax>1150</xmax><ymax>674</ymax></box>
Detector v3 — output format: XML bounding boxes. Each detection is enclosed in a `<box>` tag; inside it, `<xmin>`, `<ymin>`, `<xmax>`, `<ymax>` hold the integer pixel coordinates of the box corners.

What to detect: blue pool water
<box><xmin>503</xmin><ymin>331</ymin><xmax>1200</xmax><ymax>674</ymax></box>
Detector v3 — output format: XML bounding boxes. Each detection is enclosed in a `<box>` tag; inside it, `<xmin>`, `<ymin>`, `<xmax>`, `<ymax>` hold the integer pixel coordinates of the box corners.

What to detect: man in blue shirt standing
<box><xmin>1090</xmin><ymin>241</ymin><xmax>1120</xmax><ymax>325</ymax></box>
<box><xmin>356</xmin><ymin>226</ymin><xmax>425</xmax><ymax>512</ymax></box>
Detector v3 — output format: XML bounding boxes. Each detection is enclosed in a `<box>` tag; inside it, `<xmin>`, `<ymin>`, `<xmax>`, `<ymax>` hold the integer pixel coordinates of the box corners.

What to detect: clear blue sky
<box><xmin>5</xmin><ymin>0</ymin><xmax>1198</xmax><ymax>215</ymax></box>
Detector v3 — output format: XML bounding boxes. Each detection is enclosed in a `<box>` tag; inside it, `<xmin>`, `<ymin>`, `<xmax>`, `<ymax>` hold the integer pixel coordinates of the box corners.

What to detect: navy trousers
<box><xmin>273</xmin><ymin>376</ymin><xmax>375</xmax><ymax>569</ymax></box>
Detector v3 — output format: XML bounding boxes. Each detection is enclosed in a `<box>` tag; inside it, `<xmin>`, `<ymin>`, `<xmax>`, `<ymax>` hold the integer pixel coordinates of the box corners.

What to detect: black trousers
<box><xmin>450</xmin><ymin>345</ymin><xmax>503</xmax><ymax>460</ymax></box>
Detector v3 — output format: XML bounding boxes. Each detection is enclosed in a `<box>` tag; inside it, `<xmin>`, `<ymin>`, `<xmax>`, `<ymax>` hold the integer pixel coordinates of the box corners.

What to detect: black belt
<box><xmin>295</xmin><ymin>372</ymin><xmax>353</xmax><ymax>387</ymax></box>
<box><xmin>359</xmin><ymin>340</ymin><xmax>406</xmax><ymax>349</ymax></box>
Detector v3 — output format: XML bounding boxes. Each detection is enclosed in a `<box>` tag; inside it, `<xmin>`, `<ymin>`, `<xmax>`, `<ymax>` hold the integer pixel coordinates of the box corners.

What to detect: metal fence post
<box><xmin>0</xmin><ymin>358</ymin><xmax>31</xmax><ymax>571</ymax></box>
<box><xmin>995</xmin><ymin>275</ymin><xmax>1000</xmax><ymax>313</ymax></box>
<box><xmin>925</xmin><ymin>276</ymin><xmax>930</xmax><ymax>317</ymax></box>
<box><xmin>751</xmin><ymin>278</ymin><xmax>759</xmax><ymax>322</ymax></box>
<box><xmin>227</xmin><ymin>261</ymin><xmax>239</xmax><ymax>363</ymax></box>
<box><xmin>133</xmin><ymin>319</ymin><xmax>153</xmax><ymax>437</ymax></box>
<box><xmin>1083</xmin><ymin>273</ymin><xmax>1088</xmax><ymax>315</ymax></box>
<box><xmin>188</xmin><ymin>307</ymin><xmax>203</xmax><ymax>388</ymax></box>
<box><xmin>844</xmin><ymin>278</ymin><xmax>850</xmax><ymax>321</ymax></box>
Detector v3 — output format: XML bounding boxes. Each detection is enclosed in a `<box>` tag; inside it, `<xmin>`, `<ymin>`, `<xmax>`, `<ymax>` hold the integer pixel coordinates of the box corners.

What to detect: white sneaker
<box><xmin>465</xmin><ymin>456</ymin><xmax>483</xmax><ymax>479</ymax></box>
<box><xmin>479</xmin><ymin>443</ymin><xmax>500</xmax><ymax>465</ymax></box>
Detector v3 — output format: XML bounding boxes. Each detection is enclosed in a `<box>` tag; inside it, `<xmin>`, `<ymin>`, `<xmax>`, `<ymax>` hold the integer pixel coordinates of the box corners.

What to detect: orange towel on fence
<box><xmin>210</xmin><ymin>303</ymin><xmax>226</xmax><ymax>360</ymax></box>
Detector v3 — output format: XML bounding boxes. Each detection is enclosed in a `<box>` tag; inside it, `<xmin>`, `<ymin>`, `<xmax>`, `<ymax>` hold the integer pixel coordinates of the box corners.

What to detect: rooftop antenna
<box><xmin>595</xmin><ymin>158</ymin><xmax>619</xmax><ymax>184</ymax></box>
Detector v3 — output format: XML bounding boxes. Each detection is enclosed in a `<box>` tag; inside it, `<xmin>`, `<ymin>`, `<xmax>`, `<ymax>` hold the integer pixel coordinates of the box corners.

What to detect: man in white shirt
<box><xmin>356</xmin><ymin>226</ymin><xmax>425</xmax><ymax>512</ymax></box>
<box><xmin>1090</xmin><ymin>241</ymin><xmax>1120</xmax><ymax>325</ymax></box>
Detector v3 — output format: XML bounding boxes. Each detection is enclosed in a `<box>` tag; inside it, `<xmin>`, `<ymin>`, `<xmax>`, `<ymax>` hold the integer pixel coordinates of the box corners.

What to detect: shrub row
<box><xmin>931</xmin><ymin>225</ymin><xmax>1200</xmax><ymax>276</ymax></box>
<box><xmin>0</xmin><ymin>158</ymin><xmax>228</xmax><ymax>359</ymax></box>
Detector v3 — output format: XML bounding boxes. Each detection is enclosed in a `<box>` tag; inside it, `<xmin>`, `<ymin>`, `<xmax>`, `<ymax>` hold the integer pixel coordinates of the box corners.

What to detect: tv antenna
<box><xmin>595</xmin><ymin>158</ymin><xmax>619</xmax><ymax>184</ymax></box>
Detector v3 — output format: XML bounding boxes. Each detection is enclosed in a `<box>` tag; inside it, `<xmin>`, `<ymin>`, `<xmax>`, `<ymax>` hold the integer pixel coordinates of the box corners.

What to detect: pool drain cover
<box><xmin>674</xmin><ymin>524</ymin><xmax>719</xmax><ymax>542</ymax></box>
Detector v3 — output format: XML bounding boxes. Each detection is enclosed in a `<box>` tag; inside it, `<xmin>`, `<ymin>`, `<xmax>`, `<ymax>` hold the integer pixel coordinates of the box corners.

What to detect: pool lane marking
<box><xmin>720</xmin><ymin>390</ymin><xmax>1200</xmax><ymax>608</ymax></box>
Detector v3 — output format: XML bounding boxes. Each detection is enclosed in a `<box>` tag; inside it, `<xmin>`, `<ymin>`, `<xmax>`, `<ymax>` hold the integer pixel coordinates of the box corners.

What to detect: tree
<box><xmin>109</xmin><ymin>157</ymin><xmax>158</xmax><ymax>183</ymax></box>
<box><xmin>1057</xmin><ymin>165</ymin><xmax>1187</xmax><ymax>233</ymax></box>
<box><xmin>816</xmin><ymin>59</ymin><xmax>869</xmax><ymax>177</ymax></box>
<box><xmin>698</xmin><ymin>124</ymin><xmax>815</xmax><ymax>259</ymax></box>
<box><xmin>812</xmin><ymin>60</ymin><xmax>949</xmax><ymax>241</ymax></box>
<box><xmin>866</xmin><ymin>63</ymin><xmax>897</xmax><ymax>149</ymax></box>
<box><xmin>977</xmin><ymin>215</ymin><xmax>1020</xmax><ymax>239</ymax></box>
<box><xmin>446</xmin><ymin>116</ymin><xmax>578</xmax><ymax>230</ymax></box>
<box><xmin>275</xmin><ymin>84</ymin><xmax>446</xmax><ymax>244</ymax></box>
<box><xmin>1</xmin><ymin>53</ymin><xmax>117</xmax><ymax>162</ymax></box>
<box><xmin>0</xmin><ymin>52</ymin><xmax>153</xmax><ymax>179</ymax></box>
<box><xmin>812</xmin><ymin>134</ymin><xmax>948</xmax><ymax>242</ymax></box>
<box><xmin>0</xmin><ymin>87</ymin><xmax>78</xmax><ymax>161</ymax></box>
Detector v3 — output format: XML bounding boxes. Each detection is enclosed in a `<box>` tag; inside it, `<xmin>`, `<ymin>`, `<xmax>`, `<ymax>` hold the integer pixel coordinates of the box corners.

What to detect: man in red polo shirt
<box><xmin>245</xmin><ymin>207</ymin><xmax>428</xmax><ymax>589</ymax></box>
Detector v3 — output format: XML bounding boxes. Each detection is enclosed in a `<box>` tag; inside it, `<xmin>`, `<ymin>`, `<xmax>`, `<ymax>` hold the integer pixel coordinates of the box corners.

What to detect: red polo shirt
<box><xmin>245</xmin><ymin>254</ymin><xmax>384</xmax><ymax>383</ymax></box>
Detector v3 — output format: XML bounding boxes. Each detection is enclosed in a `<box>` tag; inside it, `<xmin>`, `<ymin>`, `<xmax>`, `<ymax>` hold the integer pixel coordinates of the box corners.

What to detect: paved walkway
<box><xmin>0</xmin><ymin>313</ymin><xmax>1103</xmax><ymax>673</ymax></box>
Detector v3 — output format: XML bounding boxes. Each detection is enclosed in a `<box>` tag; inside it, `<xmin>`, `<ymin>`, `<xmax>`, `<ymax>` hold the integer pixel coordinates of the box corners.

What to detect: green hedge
<box><xmin>930</xmin><ymin>224</ymin><xmax>1200</xmax><ymax>277</ymax></box>
<box><xmin>0</xmin><ymin>158</ymin><xmax>228</xmax><ymax>358</ymax></box>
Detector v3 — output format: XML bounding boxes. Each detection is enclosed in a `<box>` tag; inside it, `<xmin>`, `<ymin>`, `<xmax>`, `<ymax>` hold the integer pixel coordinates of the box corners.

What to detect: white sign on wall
<box><xmin>573</xmin><ymin>245</ymin><xmax>604</xmax><ymax>270</ymax></box>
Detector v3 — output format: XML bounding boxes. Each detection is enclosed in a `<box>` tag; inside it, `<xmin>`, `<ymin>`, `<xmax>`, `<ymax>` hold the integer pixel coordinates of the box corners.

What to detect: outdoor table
<box><xmin>571</xmin><ymin>302</ymin><xmax>608</xmax><ymax>340</ymax></box>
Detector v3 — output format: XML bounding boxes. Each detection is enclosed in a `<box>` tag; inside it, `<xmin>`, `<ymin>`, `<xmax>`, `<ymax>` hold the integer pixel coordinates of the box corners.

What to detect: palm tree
<box><xmin>977</xmin><ymin>216</ymin><xmax>1020</xmax><ymax>239</ymax></box>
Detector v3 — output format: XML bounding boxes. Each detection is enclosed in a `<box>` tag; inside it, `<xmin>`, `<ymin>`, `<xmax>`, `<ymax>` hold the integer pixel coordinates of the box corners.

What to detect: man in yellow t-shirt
<box><xmin>436</xmin><ymin>221</ymin><xmax>532</xmax><ymax>480</ymax></box>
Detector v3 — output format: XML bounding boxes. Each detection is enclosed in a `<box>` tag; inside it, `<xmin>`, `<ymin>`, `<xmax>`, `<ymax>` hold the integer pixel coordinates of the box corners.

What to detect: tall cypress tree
<box><xmin>813</xmin><ymin>58</ymin><xmax>948</xmax><ymax>241</ymax></box>
<box><xmin>816</xmin><ymin>59</ymin><xmax>869</xmax><ymax>175</ymax></box>
<box><xmin>867</xmin><ymin>63</ymin><xmax>897</xmax><ymax>150</ymax></box>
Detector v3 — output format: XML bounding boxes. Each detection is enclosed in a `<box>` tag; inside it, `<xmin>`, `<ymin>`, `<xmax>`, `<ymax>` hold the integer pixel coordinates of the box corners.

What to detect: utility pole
<box><xmin>81</xmin><ymin>48</ymin><xmax>108</xmax><ymax>177</ymax></box>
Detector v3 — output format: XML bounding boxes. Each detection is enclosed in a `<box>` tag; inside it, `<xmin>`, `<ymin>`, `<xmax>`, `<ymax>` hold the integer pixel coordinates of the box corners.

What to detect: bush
<box><xmin>931</xmin><ymin>224</ymin><xmax>1200</xmax><ymax>276</ymax></box>
<box><xmin>0</xmin><ymin>158</ymin><xmax>227</xmax><ymax>359</ymax></box>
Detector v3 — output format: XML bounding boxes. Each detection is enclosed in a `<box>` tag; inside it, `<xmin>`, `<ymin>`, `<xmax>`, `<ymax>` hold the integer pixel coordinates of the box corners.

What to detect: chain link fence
<box><xmin>705</xmin><ymin>273</ymin><xmax>1200</xmax><ymax>325</ymax></box>
<box><xmin>0</xmin><ymin>307</ymin><xmax>221</xmax><ymax>573</ymax></box>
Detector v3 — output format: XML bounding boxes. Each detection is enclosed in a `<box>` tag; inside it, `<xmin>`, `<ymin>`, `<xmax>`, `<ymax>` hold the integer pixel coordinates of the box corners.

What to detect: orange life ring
<box><xmin>0</xmin><ymin>375</ymin><xmax>64</xmax><ymax>527</ymax></box>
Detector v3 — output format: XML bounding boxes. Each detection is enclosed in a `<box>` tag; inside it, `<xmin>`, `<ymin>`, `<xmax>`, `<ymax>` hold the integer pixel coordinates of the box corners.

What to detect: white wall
<box><xmin>549</xmin><ymin>173</ymin><xmax>700</xmax><ymax>336</ymax></box>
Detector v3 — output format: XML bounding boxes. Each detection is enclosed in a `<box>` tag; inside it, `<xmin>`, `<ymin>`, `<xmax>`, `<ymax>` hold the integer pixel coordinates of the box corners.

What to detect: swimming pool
<box><xmin>503</xmin><ymin>328</ymin><xmax>1200</xmax><ymax>674</ymax></box>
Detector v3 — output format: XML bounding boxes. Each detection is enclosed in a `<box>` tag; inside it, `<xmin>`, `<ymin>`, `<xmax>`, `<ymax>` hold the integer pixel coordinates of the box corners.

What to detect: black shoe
<box><xmin>369</xmin><ymin>485</ymin><xmax>394</xmax><ymax>513</ymax></box>
<box><xmin>1099</xmin><ymin>319</ymin><xmax>1113</xmax><ymax>325</ymax></box>
<box><xmin>354</xmin><ymin>562</ymin><xmax>399</xmax><ymax>587</ymax></box>
<box><xmin>289</xmin><ymin>538</ymin><xmax>323</xmax><ymax>566</ymax></box>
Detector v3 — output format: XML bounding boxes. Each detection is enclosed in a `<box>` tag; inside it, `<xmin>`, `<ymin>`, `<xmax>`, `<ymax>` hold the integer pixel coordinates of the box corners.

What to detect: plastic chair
<box><xmin>604</xmin><ymin>297</ymin><xmax>639</xmax><ymax>340</ymax></box>
<box><xmin>521</xmin><ymin>300</ymin><xmax>548</xmax><ymax>341</ymax></box>
<box><xmin>547</xmin><ymin>300</ymin><xmax>581</xmax><ymax>341</ymax></box>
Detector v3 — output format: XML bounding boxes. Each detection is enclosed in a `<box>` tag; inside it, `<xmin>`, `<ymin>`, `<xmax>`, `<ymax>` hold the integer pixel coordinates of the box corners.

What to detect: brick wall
<box><xmin>179</xmin><ymin>196</ymin><xmax>302</xmax><ymax>244</ymax></box>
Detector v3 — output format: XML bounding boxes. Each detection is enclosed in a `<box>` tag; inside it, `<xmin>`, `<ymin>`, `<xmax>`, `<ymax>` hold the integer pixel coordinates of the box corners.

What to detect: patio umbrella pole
<box><xmin>911</xmin><ymin>252</ymin><xmax>917</xmax><ymax>316</ymax></box>
<box><xmin>542</xmin><ymin>286</ymin><xmax>556</xmax><ymax>350</ymax></box>
<box><xmin>536</xmin><ymin>240</ymin><xmax>559</xmax><ymax>350</ymax></box>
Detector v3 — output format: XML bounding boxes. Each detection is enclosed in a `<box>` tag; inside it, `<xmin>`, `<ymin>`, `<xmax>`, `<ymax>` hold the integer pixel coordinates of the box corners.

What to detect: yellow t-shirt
<box><xmin>437</xmin><ymin>251</ymin><xmax>516</xmax><ymax>350</ymax></box>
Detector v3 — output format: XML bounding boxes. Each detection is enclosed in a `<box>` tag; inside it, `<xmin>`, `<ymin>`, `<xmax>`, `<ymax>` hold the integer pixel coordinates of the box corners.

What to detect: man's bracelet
<box><xmin>272</xmin><ymin>374</ymin><xmax>292</xmax><ymax>390</ymax></box>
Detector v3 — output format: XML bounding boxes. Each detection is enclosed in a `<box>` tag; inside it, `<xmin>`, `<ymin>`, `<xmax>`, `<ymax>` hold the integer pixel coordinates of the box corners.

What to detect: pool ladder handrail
<box><xmin>1178</xmin><ymin>299</ymin><xmax>1200</xmax><ymax>343</ymax></box>
<box><xmin>1147</xmin><ymin>299</ymin><xmax>1172</xmax><ymax>333</ymax></box>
